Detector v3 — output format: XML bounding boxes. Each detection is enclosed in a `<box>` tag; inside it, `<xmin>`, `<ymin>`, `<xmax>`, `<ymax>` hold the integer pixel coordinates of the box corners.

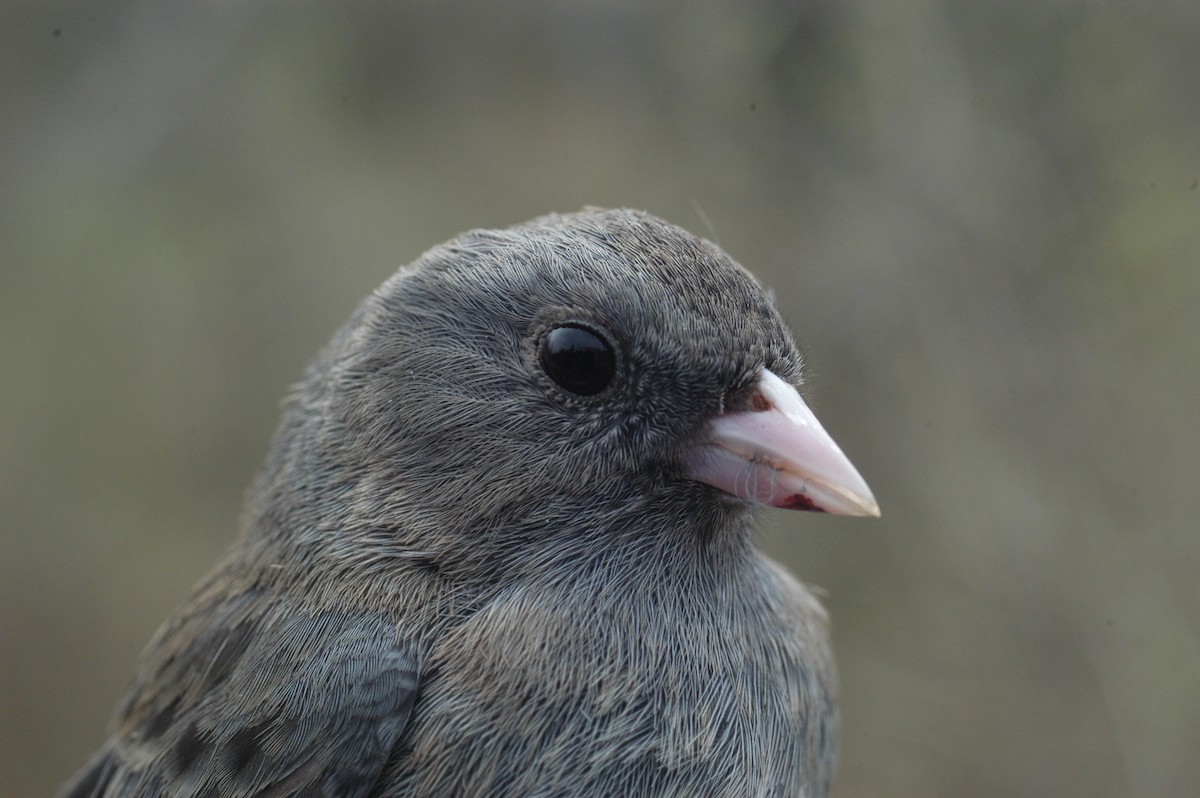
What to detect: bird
<box><xmin>60</xmin><ymin>208</ymin><xmax>878</xmax><ymax>798</ymax></box>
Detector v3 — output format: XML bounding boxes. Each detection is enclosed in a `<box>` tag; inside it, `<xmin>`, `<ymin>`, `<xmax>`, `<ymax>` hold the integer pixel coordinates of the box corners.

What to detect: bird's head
<box><xmin>249</xmin><ymin>209</ymin><xmax>876</xmax><ymax>574</ymax></box>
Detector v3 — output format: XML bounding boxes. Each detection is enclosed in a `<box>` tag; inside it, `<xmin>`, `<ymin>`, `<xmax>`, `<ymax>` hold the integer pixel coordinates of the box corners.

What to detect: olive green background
<box><xmin>2</xmin><ymin>3</ymin><xmax>1197</xmax><ymax>796</ymax></box>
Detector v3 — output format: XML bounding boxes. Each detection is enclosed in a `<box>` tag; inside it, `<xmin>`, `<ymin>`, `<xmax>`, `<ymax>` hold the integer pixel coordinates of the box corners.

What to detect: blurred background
<box><xmin>2</xmin><ymin>2</ymin><xmax>1197</xmax><ymax>796</ymax></box>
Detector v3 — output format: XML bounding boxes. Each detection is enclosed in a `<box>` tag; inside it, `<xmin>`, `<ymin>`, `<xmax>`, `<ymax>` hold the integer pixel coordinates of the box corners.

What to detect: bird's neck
<box><xmin>231</xmin><ymin>487</ymin><xmax>761</xmax><ymax>626</ymax></box>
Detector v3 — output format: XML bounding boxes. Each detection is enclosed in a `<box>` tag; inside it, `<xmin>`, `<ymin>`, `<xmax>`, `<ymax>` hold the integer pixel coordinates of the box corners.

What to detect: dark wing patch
<box><xmin>61</xmin><ymin>595</ymin><xmax>419</xmax><ymax>798</ymax></box>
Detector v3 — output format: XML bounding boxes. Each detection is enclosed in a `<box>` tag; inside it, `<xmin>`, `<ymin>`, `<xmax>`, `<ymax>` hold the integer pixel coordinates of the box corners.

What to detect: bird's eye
<box><xmin>539</xmin><ymin>324</ymin><xmax>616</xmax><ymax>396</ymax></box>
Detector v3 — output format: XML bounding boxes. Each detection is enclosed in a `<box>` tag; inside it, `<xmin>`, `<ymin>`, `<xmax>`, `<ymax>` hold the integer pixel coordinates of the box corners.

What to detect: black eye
<box><xmin>539</xmin><ymin>324</ymin><xmax>616</xmax><ymax>396</ymax></box>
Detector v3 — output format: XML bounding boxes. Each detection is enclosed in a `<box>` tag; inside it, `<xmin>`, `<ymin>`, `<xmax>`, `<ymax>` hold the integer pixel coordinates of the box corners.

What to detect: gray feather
<box><xmin>66</xmin><ymin>593</ymin><xmax>418</xmax><ymax>798</ymax></box>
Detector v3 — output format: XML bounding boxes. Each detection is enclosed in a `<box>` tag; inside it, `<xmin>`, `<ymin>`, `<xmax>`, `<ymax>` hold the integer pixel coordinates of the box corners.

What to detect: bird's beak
<box><xmin>686</xmin><ymin>369</ymin><xmax>880</xmax><ymax>516</ymax></box>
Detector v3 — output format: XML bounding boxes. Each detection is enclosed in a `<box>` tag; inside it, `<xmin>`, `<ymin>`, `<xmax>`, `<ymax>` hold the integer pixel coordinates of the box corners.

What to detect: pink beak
<box><xmin>686</xmin><ymin>369</ymin><xmax>880</xmax><ymax>516</ymax></box>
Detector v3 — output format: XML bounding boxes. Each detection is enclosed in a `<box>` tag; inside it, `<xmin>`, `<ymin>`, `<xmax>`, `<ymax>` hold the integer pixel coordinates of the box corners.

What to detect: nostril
<box><xmin>745</xmin><ymin>389</ymin><xmax>772</xmax><ymax>412</ymax></box>
<box><xmin>721</xmin><ymin>380</ymin><xmax>773</xmax><ymax>415</ymax></box>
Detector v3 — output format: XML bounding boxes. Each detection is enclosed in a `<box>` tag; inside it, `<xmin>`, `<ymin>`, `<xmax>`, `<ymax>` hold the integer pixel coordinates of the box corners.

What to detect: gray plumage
<box><xmin>62</xmin><ymin>208</ymin><xmax>847</xmax><ymax>798</ymax></box>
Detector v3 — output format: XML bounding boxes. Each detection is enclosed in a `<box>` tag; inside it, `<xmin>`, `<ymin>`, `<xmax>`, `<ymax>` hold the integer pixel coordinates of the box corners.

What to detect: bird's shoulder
<box><xmin>60</xmin><ymin>586</ymin><xmax>419</xmax><ymax>798</ymax></box>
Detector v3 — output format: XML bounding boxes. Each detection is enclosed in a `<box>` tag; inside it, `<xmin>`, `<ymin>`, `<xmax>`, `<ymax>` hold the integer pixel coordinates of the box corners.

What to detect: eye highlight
<box><xmin>539</xmin><ymin>324</ymin><xmax>616</xmax><ymax>396</ymax></box>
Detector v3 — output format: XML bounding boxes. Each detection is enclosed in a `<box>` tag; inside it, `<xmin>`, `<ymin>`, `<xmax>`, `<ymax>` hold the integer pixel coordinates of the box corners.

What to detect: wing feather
<box><xmin>60</xmin><ymin>592</ymin><xmax>419</xmax><ymax>798</ymax></box>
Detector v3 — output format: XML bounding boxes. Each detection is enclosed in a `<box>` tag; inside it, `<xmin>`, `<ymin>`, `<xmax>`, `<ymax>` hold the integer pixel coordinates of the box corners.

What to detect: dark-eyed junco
<box><xmin>62</xmin><ymin>208</ymin><xmax>877</xmax><ymax>798</ymax></box>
